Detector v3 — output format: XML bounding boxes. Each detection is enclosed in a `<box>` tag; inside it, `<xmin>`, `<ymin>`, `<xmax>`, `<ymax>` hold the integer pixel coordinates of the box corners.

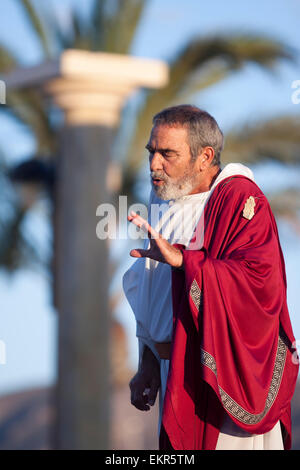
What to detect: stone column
<box><xmin>43</xmin><ymin>50</ymin><xmax>168</xmax><ymax>449</ymax></box>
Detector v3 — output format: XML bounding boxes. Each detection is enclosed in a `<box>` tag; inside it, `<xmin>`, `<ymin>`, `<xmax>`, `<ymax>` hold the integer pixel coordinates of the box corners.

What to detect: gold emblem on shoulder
<box><xmin>243</xmin><ymin>196</ymin><xmax>256</xmax><ymax>220</ymax></box>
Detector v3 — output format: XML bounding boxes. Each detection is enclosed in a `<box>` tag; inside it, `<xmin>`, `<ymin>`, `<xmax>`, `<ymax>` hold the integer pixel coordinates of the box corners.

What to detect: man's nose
<box><xmin>149</xmin><ymin>152</ymin><xmax>163</xmax><ymax>171</ymax></box>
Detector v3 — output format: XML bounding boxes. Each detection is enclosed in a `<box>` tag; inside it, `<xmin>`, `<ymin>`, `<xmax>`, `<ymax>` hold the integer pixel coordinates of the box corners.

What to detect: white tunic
<box><xmin>122</xmin><ymin>163</ymin><xmax>283</xmax><ymax>449</ymax></box>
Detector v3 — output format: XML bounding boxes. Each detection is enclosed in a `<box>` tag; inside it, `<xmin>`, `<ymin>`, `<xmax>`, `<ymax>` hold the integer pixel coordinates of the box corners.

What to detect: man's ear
<box><xmin>198</xmin><ymin>146</ymin><xmax>215</xmax><ymax>170</ymax></box>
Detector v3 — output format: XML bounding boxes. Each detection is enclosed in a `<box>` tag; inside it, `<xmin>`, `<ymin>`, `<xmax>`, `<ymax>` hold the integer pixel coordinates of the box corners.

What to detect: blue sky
<box><xmin>0</xmin><ymin>0</ymin><xmax>300</xmax><ymax>394</ymax></box>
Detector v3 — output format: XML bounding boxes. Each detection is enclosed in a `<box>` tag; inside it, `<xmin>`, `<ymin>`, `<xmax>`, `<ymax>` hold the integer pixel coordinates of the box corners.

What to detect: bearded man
<box><xmin>122</xmin><ymin>105</ymin><xmax>299</xmax><ymax>450</ymax></box>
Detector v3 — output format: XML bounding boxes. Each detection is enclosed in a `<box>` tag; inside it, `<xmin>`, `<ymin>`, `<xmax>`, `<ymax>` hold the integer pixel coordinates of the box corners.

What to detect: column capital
<box><xmin>2</xmin><ymin>50</ymin><xmax>169</xmax><ymax>126</ymax></box>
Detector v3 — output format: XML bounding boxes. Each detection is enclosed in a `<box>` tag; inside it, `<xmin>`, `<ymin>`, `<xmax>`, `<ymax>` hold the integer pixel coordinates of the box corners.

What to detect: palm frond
<box><xmin>222</xmin><ymin>116</ymin><xmax>300</xmax><ymax>164</ymax></box>
<box><xmin>0</xmin><ymin>206</ymin><xmax>25</xmax><ymax>271</ymax></box>
<box><xmin>4</xmin><ymin>88</ymin><xmax>56</xmax><ymax>154</ymax></box>
<box><xmin>267</xmin><ymin>188</ymin><xmax>300</xmax><ymax>236</ymax></box>
<box><xmin>0</xmin><ymin>44</ymin><xmax>54</xmax><ymax>153</ymax></box>
<box><xmin>0</xmin><ymin>44</ymin><xmax>18</xmax><ymax>72</ymax></box>
<box><xmin>18</xmin><ymin>0</ymin><xmax>53</xmax><ymax>58</ymax></box>
<box><xmin>68</xmin><ymin>11</ymin><xmax>93</xmax><ymax>51</ymax></box>
<box><xmin>44</xmin><ymin>6</ymin><xmax>74</xmax><ymax>52</ymax></box>
<box><xmin>0</xmin><ymin>163</ymin><xmax>47</xmax><ymax>272</ymax></box>
<box><xmin>91</xmin><ymin>0</ymin><xmax>147</xmax><ymax>53</ymax></box>
<box><xmin>0</xmin><ymin>205</ymin><xmax>49</xmax><ymax>272</ymax></box>
<box><xmin>268</xmin><ymin>188</ymin><xmax>300</xmax><ymax>216</ymax></box>
<box><xmin>39</xmin><ymin>7</ymin><xmax>93</xmax><ymax>53</ymax></box>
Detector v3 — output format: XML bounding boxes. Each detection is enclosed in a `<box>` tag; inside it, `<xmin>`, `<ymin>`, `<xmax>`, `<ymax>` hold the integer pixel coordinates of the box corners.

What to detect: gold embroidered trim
<box><xmin>201</xmin><ymin>334</ymin><xmax>287</xmax><ymax>425</ymax></box>
<box><xmin>190</xmin><ymin>279</ymin><xmax>202</xmax><ymax>311</ymax></box>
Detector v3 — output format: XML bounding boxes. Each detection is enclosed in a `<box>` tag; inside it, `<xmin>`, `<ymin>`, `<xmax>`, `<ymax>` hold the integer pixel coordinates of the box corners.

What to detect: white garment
<box><xmin>216</xmin><ymin>416</ymin><xmax>283</xmax><ymax>450</ymax></box>
<box><xmin>123</xmin><ymin>163</ymin><xmax>283</xmax><ymax>449</ymax></box>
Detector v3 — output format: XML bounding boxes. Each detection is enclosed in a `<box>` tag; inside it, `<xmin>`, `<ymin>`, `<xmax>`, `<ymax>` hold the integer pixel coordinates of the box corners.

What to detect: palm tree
<box><xmin>1</xmin><ymin>1</ymin><xmax>299</xmax><ymax>209</ymax></box>
<box><xmin>0</xmin><ymin>0</ymin><xmax>300</xmax><ymax>448</ymax></box>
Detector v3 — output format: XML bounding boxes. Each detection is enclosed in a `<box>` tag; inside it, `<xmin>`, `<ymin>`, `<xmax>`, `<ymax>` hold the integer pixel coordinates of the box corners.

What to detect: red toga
<box><xmin>160</xmin><ymin>175</ymin><xmax>299</xmax><ymax>450</ymax></box>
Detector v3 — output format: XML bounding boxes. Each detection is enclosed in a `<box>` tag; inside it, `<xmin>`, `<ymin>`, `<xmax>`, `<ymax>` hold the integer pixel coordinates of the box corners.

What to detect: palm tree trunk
<box><xmin>53</xmin><ymin>124</ymin><xmax>113</xmax><ymax>449</ymax></box>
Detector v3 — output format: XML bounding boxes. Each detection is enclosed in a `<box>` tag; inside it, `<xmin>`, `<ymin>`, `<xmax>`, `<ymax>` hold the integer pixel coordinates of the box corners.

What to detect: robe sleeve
<box><xmin>170</xmin><ymin>177</ymin><xmax>298</xmax><ymax>437</ymax></box>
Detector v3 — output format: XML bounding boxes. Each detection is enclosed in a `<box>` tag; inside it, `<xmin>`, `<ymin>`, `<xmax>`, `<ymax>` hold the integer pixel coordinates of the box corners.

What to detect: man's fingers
<box><xmin>129</xmin><ymin>376</ymin><xmax>151</xmax><ymax>411</ymax></box>
<box><xmin>131</xmin><ymin>392</ymin><xmax>150</xmax><ymax>411</ymax></box>
<box><xmin>128</xmin><ymin>212</ymin><xmax>151</xmax><ymax>237</ymax></box>
<box><xmin>148</xmin><ymin>379</ymin><xmax>160</xmax><ymax>406</ymax></box>
<box><xmin>128</xmin><ymin>211</ymin><xmax>160</xmax><ymax>239</ymax></box>
<box><xmin>130</xmin><ymin>248</ymin><xmax>149</xmax><ymax>258</ymax></box>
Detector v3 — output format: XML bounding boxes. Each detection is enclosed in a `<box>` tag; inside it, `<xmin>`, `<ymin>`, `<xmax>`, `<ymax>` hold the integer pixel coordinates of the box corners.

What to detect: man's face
<box><xmin>146</xmin><ymin>124</ymin><xmax>198</xmax><ymax>200</ymax></box>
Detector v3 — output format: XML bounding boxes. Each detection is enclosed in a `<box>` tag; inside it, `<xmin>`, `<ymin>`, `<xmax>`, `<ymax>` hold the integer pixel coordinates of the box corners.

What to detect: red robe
<box><xmin>160</xmin><ymin>175</ymin><xmax>299</xmax><ymax>450</ymax></box>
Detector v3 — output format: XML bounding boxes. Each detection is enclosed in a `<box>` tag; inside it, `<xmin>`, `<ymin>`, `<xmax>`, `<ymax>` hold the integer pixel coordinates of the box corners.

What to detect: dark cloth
<box><xmin>160</xmin><ymin>175</ymin><xmax>299</xmax><ymax>450</ymax></box>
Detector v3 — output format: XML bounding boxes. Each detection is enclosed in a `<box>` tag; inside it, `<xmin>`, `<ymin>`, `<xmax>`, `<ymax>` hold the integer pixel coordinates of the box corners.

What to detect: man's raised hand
<box><xmin>128</xmin><ymin>211</ymin><xmax>183</xmax><ymax>268</ymax></box>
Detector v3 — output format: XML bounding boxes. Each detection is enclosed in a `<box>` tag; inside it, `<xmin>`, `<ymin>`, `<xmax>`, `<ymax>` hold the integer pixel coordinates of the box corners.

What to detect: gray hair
<box><xmin>152</xmin><ymin>104</ymin><xmax>224</xmax><ymax>166</ymax></box>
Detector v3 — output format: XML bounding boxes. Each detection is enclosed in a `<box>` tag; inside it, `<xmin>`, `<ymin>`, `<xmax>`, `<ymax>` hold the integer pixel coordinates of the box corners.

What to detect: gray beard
<box><xmin>151</xmin><ymin>168</ymin><xmax>198</xmax><ymax>200</ymax></box>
